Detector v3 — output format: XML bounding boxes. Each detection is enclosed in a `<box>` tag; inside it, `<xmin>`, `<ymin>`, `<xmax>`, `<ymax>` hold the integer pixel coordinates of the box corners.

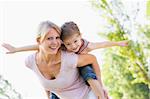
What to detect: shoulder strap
<box><xmin>76</xmin><ymin>39</ymin><xmax>89</xmax><ymax>54</ymax></box>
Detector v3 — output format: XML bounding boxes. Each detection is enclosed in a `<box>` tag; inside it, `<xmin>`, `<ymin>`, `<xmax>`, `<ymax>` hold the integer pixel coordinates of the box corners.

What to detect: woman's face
<box><xmin>39</xmin><ymin>28</ymin><xmax>61</xmax><ymax>55</ymax></box>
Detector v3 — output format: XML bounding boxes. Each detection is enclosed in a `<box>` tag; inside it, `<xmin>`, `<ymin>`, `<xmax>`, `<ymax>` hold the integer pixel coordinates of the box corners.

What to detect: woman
<box><xmin>3</xmin><ymin>21</ymin><xmax>100</xmax><ymax>99</ymax></box>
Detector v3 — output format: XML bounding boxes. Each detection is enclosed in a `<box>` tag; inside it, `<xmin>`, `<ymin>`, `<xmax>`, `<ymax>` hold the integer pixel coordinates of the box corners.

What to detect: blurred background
<box><xmin>0</xmin><ymin>0</ymin><xmax>150</xmax><ymax>99</ymax></box>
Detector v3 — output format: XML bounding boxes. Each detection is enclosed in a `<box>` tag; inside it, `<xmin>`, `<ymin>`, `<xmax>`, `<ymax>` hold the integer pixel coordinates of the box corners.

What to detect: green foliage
<box><xmin>91</xmin><ymin>0</ymin><xmax>150</xmax><ymax>99</ymax></box>
<box><xmin>0</xmin><ymin>75</ymin><xmax>22</xmax><ymax>99</ymax></box>
<box><xmin>147</xmin><ymin>0</ymin><xmax>150</xmax><ymax>19</ymax></box>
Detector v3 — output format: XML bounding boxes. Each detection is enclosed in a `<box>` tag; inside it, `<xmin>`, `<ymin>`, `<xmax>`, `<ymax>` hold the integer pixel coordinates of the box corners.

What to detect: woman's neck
<box><xmin>37</xmin><ymin>50</ymin><xmax>61</xmax><ymax>64</ymax></box>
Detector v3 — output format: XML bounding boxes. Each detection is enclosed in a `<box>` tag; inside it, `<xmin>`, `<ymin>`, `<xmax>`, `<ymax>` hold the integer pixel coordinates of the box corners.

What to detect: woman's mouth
<box><xmin>49</xmin><ymin>47</ymin><xmax>58</xmax><ymax>50</ymax></box>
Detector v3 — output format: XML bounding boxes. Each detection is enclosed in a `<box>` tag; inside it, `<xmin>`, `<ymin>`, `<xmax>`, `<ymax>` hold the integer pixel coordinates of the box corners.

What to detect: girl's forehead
<box><xmin>64</xmin><ymin>34</ymin><xmax>81</xmax><ymax>43</ymax></box>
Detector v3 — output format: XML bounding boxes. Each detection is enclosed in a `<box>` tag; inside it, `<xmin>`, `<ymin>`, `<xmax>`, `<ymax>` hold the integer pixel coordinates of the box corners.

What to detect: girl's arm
<box><xmin>2</xmin><ymin>43</ymin><xmax>38</xmax><ymax>54</ymax></box>
<box><xmin>88</xmin><ymin>40</ymin><xmax>128</xmax><ymax>52</ymax></box>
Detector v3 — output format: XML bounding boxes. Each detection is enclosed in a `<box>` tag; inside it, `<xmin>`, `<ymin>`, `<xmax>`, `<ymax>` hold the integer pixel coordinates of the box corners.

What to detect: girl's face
<box><xmin>63</xmin><ymin>34</ymin><xmax>82</xmax><ymax>53</ymax></box>
<box><xmin>39</xmin><ymin>28</ymin><xmax>61</xmax><ymax>55</ymax></box>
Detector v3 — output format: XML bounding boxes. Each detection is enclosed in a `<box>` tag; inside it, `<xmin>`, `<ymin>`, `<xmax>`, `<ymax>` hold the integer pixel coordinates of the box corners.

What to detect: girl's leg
<box><xmin>87</xmin><ymin>79</ymin><xmax>105</xmax><ymax>99</ymax></box>
<box><xmin>78</xmin><ymin>65</ymin><xmax>105</xmax><ymax>99</ymax></box>
<box><xmin>51</xmin><ymin>93</ymin><xmax>59</xmax><ymax>99</ymax></box>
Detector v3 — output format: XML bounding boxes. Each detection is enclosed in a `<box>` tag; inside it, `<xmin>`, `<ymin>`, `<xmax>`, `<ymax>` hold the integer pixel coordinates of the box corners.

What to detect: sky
<box><xmin>0</xmin><ymin>0</ymin><xmax>104</xmax><ymax>99</ymax></box>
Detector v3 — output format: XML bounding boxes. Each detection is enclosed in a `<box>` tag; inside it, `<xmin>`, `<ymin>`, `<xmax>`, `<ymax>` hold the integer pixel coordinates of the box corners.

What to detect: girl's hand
<box><xmin>117</xmin><ymin>40</ymin><xmax>128</xmax><ymax>47</ymax></box>
<box><xmin>2</xmin><ymin>43</ymin><xmax>16</xmax><ymax>54</ymax></box>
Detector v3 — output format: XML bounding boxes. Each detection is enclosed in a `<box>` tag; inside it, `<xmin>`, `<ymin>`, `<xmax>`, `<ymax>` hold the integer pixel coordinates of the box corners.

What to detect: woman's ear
<box><xmin>36</xmin><ymin>37</ymin><xmax>40</xmax><ymax>44</ymax></box>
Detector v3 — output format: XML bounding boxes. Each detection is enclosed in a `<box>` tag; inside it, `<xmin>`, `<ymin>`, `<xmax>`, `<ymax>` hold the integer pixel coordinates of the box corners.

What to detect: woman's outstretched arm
<box><xmin>2</xmin><ymin>43</ymin><xmax>38</xmax><ymax>54</ymax></box>
<box><xmin>77</xmin><ymin>54</ymin><xmax>100</xmax><ymax>76</ymax></box>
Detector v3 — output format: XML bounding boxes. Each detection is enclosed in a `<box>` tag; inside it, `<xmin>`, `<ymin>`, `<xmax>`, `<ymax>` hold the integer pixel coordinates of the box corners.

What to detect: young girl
<box><xmin>2</xmin><ymin>21</ymin><xmax>128</xmax><ymax>99</ymax></box>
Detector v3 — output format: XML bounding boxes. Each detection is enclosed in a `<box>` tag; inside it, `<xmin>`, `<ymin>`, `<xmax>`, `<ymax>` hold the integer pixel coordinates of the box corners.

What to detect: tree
<box><xmin>147</xmin><ymin>0</ymin><xmax>150</xmax><ymax>20</ymax></box>
<box><xmin>0</xmin><ymin>75</ymin><xmax>22</xmax><ymax>99</ymax></box>
<box><xmin>91</xmin><ymin>0</ymin><xmax>150</xmax><ymax>99</ymax></box>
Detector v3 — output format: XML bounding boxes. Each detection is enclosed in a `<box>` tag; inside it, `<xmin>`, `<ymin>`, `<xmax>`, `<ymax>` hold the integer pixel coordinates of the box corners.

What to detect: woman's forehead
<box><xmin>47</xmin><ymin>28</ymin><xmax>60</xmax><ymax>36</ymax></box>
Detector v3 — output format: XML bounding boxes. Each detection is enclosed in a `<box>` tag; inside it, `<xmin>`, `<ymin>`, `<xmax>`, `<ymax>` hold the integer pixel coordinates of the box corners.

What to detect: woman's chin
<box><xmin>49</xmin><ymin>49</ymin><xmax>59</xmax><ymax>54</ymax></box>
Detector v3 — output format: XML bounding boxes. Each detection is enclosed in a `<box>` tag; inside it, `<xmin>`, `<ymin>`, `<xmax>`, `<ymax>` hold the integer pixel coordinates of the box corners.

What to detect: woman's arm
<box><xmin>45</xmin><ymin>90</ymin><xmax>50</xmax><ymax>99</ymax></box>
<box><xmin>88</xmin><ymin>40</ymin><xmax>128</xmax><ymax>52</ymax></box>
<box><xmin>78</xmin><ymin>54</ymin><xmax>108</xmax><ymax>98</ymax></box>
<box><xmin>2</xmin><ymin>43</ymin><xmax>38</xmax><ymax>54</ymax></box>
<box><xmin>77</xmin><ymin>54</ymin><xmax>101</xmax><ymax>79</ymax></box>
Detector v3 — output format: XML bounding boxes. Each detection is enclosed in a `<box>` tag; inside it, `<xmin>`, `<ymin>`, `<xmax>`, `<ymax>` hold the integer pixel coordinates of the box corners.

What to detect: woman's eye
<box><xmin>47</xmin><ymin>37</ymin><xmax>53</xmax><ymax>40</ymax></box>
<box><xmin>74</xmin><ymin>40</ymin><xmax>77</xmax><ymax>43</ymax></box>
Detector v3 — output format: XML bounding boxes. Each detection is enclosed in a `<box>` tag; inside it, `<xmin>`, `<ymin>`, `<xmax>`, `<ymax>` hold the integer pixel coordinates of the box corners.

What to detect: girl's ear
<box><xmin>60</xmin><ymin>40</ymin><xmax>63</xmax><ymax>44</ymax></box>
<box><xmin>78</xmin><ymin>33</ymin><xmax>82</xmax><ymax>39</ymax></box>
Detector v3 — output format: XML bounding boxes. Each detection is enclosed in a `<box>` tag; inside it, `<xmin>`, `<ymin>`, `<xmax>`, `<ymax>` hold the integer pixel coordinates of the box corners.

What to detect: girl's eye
<box><xmin>74</xmin><ymin>40</ymin><xmax>77</xmax><ymax>43</ymax></box>
<box><xmin>56</xmin><ymin>37</ymin><xmax>60</xmax><ymax>39</ymax></box>
<box><xmin>66</xmin><ymin>43</ymin><xmax>70</xmax><ymax>46</ymax></box>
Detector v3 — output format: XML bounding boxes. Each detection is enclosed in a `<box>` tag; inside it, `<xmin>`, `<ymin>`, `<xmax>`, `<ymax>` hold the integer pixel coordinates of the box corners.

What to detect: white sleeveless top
<box><xmin>25</xmin><ymin>51</ymin><xmax>97</xmax><ymax>99</ymax></box>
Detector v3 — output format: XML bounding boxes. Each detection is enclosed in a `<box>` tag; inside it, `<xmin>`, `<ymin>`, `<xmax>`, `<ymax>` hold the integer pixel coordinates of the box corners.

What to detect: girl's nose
<box><xmin>71</xmin><ymin>44</ymin><xmax>76</xmax><ymax>48</ymax></box>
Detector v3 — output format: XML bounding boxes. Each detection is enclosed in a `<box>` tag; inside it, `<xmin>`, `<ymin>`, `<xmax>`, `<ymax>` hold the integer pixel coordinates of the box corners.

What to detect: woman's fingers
<box><xmin>1</xmin><ymin>43</ymin><xmax>16</xmax><ymax>54</ymax></box>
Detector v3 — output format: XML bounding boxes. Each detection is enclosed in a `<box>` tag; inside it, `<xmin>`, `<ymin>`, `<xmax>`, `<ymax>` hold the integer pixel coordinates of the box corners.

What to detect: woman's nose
<box><xmin>51</xmin><ymin>38</ymin><xmax>60</xmax><ymax>44</ymax></box>
<box><xmin>50</xmin><ymin>39</ymin><xmax>57</xmax><ymax>43</ymax></box>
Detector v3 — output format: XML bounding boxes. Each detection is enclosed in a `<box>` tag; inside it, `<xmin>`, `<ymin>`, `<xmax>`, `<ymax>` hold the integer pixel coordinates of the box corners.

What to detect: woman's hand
<box><xmin>2</xmin><ymin>43</ymin><xmax>17</xmax><ymax>54</ymax></box>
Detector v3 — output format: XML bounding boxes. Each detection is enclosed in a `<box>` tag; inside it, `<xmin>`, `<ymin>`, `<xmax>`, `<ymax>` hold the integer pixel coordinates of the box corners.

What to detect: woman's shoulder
<box><xmin>61</xmin><ymin>50</ymin><xmax>79</xmax><ymax>68</ymax></box>
<box><xmin>26</xmin><ymin>53</ymin><xmax>36</xmax><ymax>60</ymax></box>
<box><xmin>62</xmin><ymin>50</ymin><xmax>77</xmax><ymax>57</ymax></box>
<box><xmin>25</xmin><ymin>53</ymin><xmax>36</xmax><ymax>68</ymax></box>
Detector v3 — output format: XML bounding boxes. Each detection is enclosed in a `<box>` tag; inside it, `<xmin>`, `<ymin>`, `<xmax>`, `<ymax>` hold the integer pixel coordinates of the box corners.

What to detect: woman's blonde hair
<box><xmin>36</xmin><ymin>21</ymin><xmax>61</xmax><ymax>42</ymax></box>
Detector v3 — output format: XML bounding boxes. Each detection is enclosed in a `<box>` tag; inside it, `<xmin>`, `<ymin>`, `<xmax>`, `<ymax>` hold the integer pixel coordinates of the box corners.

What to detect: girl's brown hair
<box><xmin>61</xmin><ymin>21</ymin><xmax>81</xmax><ymax>41</ymax></box>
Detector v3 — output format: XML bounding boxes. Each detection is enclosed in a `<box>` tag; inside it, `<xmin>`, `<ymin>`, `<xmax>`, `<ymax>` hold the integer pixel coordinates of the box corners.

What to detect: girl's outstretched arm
<box><xmin>88</xmin><ymin>40</ymin><xmax>128</xmax><ymax>52</ymax></box>
<box><xmin>2</xmin><ymin>43</ymin><xmax>38</xmax><ymax>54</ymax></box>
